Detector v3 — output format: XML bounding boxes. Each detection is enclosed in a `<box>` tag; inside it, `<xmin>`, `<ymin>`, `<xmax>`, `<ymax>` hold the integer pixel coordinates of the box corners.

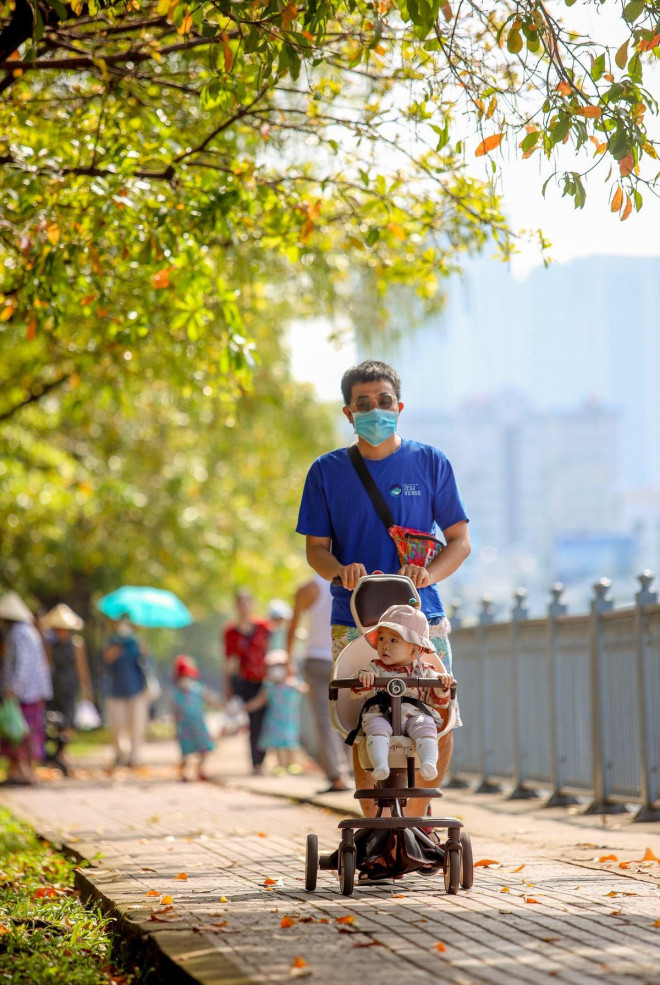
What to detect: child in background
<box><xmin>172</xmin><ymin>655</ymin><xmax>219</xmax><ymax>782</ymax></box>
<box><xmin>351</xmin><ymin>604</ymin><xmax>454</xmax><ymax>782</ymax></box>
<box><xmin>243</xmin><ymin>649</ymin><xmax>307</xmax><ymax>774</ymax></box>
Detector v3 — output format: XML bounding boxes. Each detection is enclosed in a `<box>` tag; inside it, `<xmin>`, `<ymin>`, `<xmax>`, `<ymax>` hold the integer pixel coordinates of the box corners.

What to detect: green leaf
<box><xmin>623</xmin><ymin>0</ymin><xmax>645</xmax><ymax>23</ymax></box>
<box><xmin>591</xmin><ymin>53</ymin><xmax>606</xmax><ymax>81</ymax></box>
<box><xmin>615</xmin><ymin>40</ymin><xmax>629</xmax><ymax>69</ymax></box>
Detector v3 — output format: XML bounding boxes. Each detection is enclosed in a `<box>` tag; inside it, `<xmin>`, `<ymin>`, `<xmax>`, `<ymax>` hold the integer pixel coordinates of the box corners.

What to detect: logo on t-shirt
<box><xmin>389</xmin><ymin>482</ymin><xmax>422</xmax><ymax>497</ymax></box>
<box><xmin>388</xmin><ymin>484</ymin><xmax>402</xmax><ymax>497</ymax></box>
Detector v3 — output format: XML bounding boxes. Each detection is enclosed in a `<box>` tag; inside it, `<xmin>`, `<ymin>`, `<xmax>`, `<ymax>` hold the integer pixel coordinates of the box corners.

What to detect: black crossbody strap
<box><xmin>347</xmin><ymin>444</ymin><xmax>394</xmax><ymax>531</ymax></box>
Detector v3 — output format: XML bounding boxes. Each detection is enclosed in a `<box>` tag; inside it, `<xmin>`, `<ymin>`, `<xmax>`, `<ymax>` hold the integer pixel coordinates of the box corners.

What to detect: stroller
<box><xmin>304</xmin><ymin>574</ymin><xmax>473</xmax><ymax>897</ymax></box>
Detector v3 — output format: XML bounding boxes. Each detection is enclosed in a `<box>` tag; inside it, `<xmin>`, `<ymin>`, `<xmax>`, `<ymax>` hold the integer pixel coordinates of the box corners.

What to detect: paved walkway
<box><xmin>1</xmin><ymin>733</ymin><xmax>659</xmax><ymax>985</ymax></box>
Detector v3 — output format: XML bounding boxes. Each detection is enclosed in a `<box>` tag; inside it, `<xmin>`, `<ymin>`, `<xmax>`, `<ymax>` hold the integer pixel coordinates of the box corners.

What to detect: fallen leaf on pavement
<box><xmin>281</xmin><ymin>916</ymin><xmax>297</xmax><ymax>928</ymax></box>
<box><xmin>653</xmin><ymin>919</ymin><xmax>660</xmax><ymax>927</ymax></box>
<box><xmin>641</xmin><ymin>847</ymin><xmax>659</xmax><ymax>863</ymax></box>
<box><xmin>474</xmin><ymin>859</ymin><xmax>500</xmax><ymax>868</ymax></box>
<box><xmin>160</xmin><ymin>895</ymin><xmax>173</xmax><ymax>905</ymax></box>
<box><xmin>218</xmin><ymin>896</ymin><xmax>229</xmax><ymax>902</ymax></box>
<box><xmin>263</xmin><ymin>878</ymin><xmax>278</xmax><ymax>886</ymax></box>
<box><xmin>257</xmin><ymin>832</ymin><xmax>268</xmax><ymax>837</ymax></box>
<box><xmin>175</xmin><ymin>872</ymin><xmax>188</xmax><ymax>881</ymax></box>
<box><xmin>512</xmin><ymin>864</ymin><xmax>525</xmax><ymax>873</ymax></box>
<box><xmin>598</xmin><ymin>854</ymin><xmax>618</xmax><ymax>862</ymax></box>
<box><xmin>145</xmin><ymin>890</ymin><xmax>160</xmax><ymax>897</ymax></box>
<box><xmin>435</xmin><ymin>942</ymin><xmax>447</xmax><ymax>952</ymax></box>
<box><xmin>336</xmin><ymin>915</ymin><xmax>355</xmax><ymax>924</ymax></box>
<box><xmin>525</xmin><ymin>898</ymin><xmax>541</xmax><ymax>904</ymax></box>
<box><xmin>500</xmin><ymin>887</ymin><xmax>510</xmax><ymax>893</ymax></box>
<box><xmin>292</xmin><ymin>957</ymin><xmax>307</xmax><ymax>968</ymax></box>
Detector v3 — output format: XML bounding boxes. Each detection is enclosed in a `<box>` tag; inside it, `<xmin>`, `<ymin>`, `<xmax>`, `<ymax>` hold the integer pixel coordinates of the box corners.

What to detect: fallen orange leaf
<box><xmin>281</xmin><ymin>916</ymin><xmax>297</xmax><ymax>928</ymax></box>
<box><xmin>598</xmin><ymin>854</ymin><xmax>618</xmax><ymax>862</ymax></box>
<box><xmin>146</xmin><ymin>890</ymin><xmax>160</xmax><ymax>897</ymax></box>
<box><xmin>263</xmin><ymin>877</ymin><xmax>278</xmax><ymax>886</ymax></box>
<box><xmin>218</xmin><ymin>896</ymin><xmax>228</xmax><ymax>902</ymax></box>
<box><xmin>33</xmin><ymin>887</ymin><xmax>58</xmax><ymax>899</ymax></box>
<box><xmin>160</xmin><ymin>895</ymin><xmax>173</xmax><ymax>905</ymax></box>
<box><xmin>525</xmin><ymin>897</ymin><xmax>541</xmax><ymax>904</ymax></box>
<box><xmin>336</xmin><ymin>915</ymin><xmax>355</xmax><ymax>924</ymax></box>
<box><xmin>435</xmin><ymin>941</ymin><xmax>447</xmax><ymax>952</ymax></box>
<box><xmin>474</xmin><ymin>859</ymin><xmax>500</xmax><ymax>867</ymax></box>
<box><xmin>642</xmin><ymin>847</ymin><xmax>659</xmax><ymax>862</ymax></box>
<box><xmin>256</xmin><ymin>832</ymin><xmax>268</xmax><ymax>838</ymax></box>
<box><xmin>291</xmin><ymin>957</ymin><xmax>308</xmax><ymax>969</ymax></box>
<box><xmin>512</xmin><ymin>864</ymin><xmax>525</xmax><ymax>873</ymax></box>
<box><xmin>175</xmin><ymin>872</ymin><xmax>188</xmax><ymax>881</ymax></box>
<box><xmin>654</xmin><ymin>919</ymin><xmax>660</xmax><ymax>927</ymax></box>
<box><xmin>500</xmin><ymin>887</ymin><xmax>510</xmax><ymax>893</ymax></box>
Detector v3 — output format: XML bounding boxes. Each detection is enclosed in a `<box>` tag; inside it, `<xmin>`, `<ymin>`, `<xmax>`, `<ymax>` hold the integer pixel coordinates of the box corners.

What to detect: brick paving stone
<box><xmin>1</xmin><ymin>734</ymin><xmax>659</xmax><ymax>985</ymax></box>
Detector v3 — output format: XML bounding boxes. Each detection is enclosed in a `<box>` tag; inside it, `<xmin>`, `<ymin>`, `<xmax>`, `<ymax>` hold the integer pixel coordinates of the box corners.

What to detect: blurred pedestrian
<box><xmin>267</xmin><ymin>598</ymin><xmax>292</xmax><ymax>650</ymax></box>
<box><xmin>0</xmin><ymin>591</ymin><xmax>53</xmax><ymax>786</ymax></box>
<box><xmin>223</xmin><ymin>589</ymin><xmax>271</xmax><ymax>775</ymax></box>
<box><xmin>102</xmin><ymin>615</ymin><xmax>149</xmax><ymax>768</ymax></box>
<box><xmin>172</xmin><ymin>655</ymin><xmax>219</xmax><ymax>782</ymax></box>
<box><xmin>243</xmin><ymin>650</ymin><xmax>307</xmax><ymax>773</ymax></box>
<box><xmin>41</xmin><ymin>604</ymin><xmax>94</xmax><ymax>736</ymax></box>
<box><xmin>286</xmin><ymin>575</ymin><xmax>351</xmax><ymax>793</ymax></box>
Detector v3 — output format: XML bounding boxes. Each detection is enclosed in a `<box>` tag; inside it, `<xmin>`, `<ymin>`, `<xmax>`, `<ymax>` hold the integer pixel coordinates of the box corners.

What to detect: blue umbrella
<box><xmin>97</xmin><ymin>586</ymin><xmax>193</xmax><ymax>628</ymax></box>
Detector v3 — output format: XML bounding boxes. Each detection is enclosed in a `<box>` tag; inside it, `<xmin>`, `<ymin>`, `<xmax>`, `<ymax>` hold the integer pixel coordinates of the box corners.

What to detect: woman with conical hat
<box><xmin>41</xmin><ymin>605</ymin><xmax>94</xmax><ymax>745</ymax></box>
<box><xmin>0</xmin><ymin>591</ymin><xmax>53</xmax><ymax>786</ymax></box>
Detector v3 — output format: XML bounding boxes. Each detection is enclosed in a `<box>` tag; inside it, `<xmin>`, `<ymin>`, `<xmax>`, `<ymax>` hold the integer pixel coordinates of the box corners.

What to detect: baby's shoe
<box><xmin>371</xmin><ymin>765</ymin><xmax>390</xmax><ymax>782</ymax></box>
<box><xmin>419</xmin><ymin>761</ymin><xmax>438</xmax><ymax>781</ymax></box>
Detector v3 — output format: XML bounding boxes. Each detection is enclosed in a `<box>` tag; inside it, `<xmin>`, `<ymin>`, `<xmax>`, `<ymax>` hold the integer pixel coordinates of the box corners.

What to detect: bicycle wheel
<box><xmin>305</xmin><ymin>833</ymin><xmax>318</xmax><ymax>891</ymax></box>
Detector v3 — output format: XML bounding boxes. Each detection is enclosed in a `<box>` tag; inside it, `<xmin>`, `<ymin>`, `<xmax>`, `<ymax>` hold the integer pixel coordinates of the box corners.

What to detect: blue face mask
<box><xmin>352</xmin><ymin>409</ymin><xmax>398</xmax><ymax>446</ymax></box>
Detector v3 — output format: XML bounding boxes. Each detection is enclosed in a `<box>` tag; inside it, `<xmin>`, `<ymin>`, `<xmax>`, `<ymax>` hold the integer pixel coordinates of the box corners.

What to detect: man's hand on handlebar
<box><xmin>334</xmin><ymin>563</ymin><xmax>368</xmax><ymax>590</ymax></box>
<box><xmin>398</xmin><ymin>564</ymin><xmax>432</xmax><ymax>588</ymax></box>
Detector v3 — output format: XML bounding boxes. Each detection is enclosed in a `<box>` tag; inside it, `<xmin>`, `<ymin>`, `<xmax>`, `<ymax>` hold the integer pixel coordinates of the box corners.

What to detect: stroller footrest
<box><xmin>354</xmin><ymin>788</ymin><xmax>443</xmax><ymax>800</ymax></box>
<box><xmin>339</xmin><ymin>816</ymin><xmax>463</xmax><ymax>830</ymax></box>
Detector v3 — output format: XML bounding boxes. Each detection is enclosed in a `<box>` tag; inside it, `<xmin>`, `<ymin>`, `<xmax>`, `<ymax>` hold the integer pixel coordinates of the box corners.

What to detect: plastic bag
<box><xmin>0</xmin><ymin>697</ymin><xmax>29</xmax><ymax>744</ymax></box>
<box><xmin>73</xmin><ymin>700</ymin><xmax>102</xmax><ymax>731</ymax></box>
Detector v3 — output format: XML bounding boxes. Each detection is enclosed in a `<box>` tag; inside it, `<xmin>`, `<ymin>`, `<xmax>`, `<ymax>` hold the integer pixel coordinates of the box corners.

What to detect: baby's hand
<box><xmin>358</xmin><ymin>670</ymin><xmax>376</xmax><ymax>688</ymax></box>
<box><xmin>436</xmin><ymin>673</ymin><xmax>454</xmax><ymax>691</ymax></box>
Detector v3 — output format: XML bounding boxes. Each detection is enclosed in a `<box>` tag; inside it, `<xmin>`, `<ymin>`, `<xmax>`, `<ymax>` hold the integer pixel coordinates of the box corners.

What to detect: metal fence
<box><xmin>449</xmin><ymin>572</ymin><xmax>660</xmax><ymax>821</ymax></box>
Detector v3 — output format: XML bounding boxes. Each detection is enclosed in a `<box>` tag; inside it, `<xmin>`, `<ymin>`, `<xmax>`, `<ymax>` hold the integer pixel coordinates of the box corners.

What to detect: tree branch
<box><xmin>0</xmin><ymin>371</ymin><xmax>74</xmax><ymax>424</ymax></box>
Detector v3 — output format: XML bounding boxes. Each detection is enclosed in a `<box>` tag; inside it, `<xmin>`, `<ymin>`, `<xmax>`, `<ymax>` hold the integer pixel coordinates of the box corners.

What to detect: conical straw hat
<box><xmin>0</xmin><ymin>591</ymin><xmax>34</xmax><ymax>624</ymax></box>
<box><xmin>41</xmin><ymin>603</ymin><xmax>84</xmax><ymax>632</ymax></box>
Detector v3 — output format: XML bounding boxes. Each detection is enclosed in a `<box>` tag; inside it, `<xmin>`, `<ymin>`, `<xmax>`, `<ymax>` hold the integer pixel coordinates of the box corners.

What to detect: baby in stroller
<box><xmin>350</xmin><ymin>604</ymin><xmax>453</xmax><ymax>783</ymax></box>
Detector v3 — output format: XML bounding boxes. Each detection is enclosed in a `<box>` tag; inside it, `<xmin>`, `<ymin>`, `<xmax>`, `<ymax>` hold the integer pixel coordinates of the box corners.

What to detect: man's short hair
<box><xmin>340</xmin><ymin>360</ymin><xmax>401</xmax><ymax>405</ymax></box>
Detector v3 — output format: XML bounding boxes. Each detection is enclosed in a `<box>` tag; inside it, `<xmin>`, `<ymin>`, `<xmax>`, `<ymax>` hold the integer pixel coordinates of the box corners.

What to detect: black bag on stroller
<box><xmin>327</xmin><ymin>826</ymin><xmax>444</xmax><ymax>881</ymax></box>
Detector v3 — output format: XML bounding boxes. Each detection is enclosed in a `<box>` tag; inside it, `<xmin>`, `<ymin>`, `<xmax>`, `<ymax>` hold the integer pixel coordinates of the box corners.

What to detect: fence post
<box><xmin>585</xmin><ymin>578</ymin><xmax>627</xmax><ymax>814</ymax></box>
<box><xmin>509</xmin><ymin>589</ymin><xmax>538</xmax><ymax>800</ymax></box>
<box><xmin>545</xmin><ymin>584</ymin><xmax>577</xmax><ymax>807</ymax></box>
<box><xmin>475</xmin><ymin>595</ymin><xmax>501</xmax><ymax>793</ymax></box>
<box><xmin>633</xmin><ymin>571</ymin><xmax>660</xmax><ymax>822</ymax></box>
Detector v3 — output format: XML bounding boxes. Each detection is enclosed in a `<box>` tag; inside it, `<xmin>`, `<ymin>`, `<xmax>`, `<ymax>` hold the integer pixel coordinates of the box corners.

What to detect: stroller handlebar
<box><xmin>330</xmin><ymin>677</ymin><xmax>457</xmax><ymax>698</ymax></box>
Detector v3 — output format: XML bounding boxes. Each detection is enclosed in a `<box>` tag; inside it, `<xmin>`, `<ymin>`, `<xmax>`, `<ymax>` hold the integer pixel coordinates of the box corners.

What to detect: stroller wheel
<box><xmin>444</xmin><ymin>848</ymin><xmax>460</xmax><ymax>895</ymax></box>
<box><xmin>305</xmin><ymin>833</ymin><xmax>318</xmax><ymax>891</ymax></box>
<box><xmin>460</xmin><ymin>831</ymin><xmax>473</xmax><ymax>889</ymax></box>
<box><xmin>339</xmin><ymin>847</ymin><xmax>355</xmax><ymax>896</ymax></box>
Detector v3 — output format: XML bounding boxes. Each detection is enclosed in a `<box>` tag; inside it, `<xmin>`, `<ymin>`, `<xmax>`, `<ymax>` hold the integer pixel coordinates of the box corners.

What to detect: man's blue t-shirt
<box><xmin>296</xmin><ymin>439</ymin><xmax>469</xmax><ymax>626</ymax></box>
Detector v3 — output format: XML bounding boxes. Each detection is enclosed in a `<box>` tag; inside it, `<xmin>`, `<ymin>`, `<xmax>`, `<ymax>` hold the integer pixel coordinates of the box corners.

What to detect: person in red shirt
<box><xmin>223</xmin><ymin>589</ymin><xmax>271</xmax><ymax>774</ymax></box>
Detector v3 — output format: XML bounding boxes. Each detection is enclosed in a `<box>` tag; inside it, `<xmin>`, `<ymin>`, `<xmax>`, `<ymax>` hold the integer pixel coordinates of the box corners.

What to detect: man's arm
<box><xmin>399</xmin><ymin>520</ymin><xmax>471</xmax><ymax>589</ymax></box>
<box><xmin>285</xmin><ymin>580</ymin><xmax>319</xmax><ymax>671</ymax></box>
<box><xmin>305</xmin><ymin>535</ymin><xmax>367</xmax><ymax>590</ymax></box>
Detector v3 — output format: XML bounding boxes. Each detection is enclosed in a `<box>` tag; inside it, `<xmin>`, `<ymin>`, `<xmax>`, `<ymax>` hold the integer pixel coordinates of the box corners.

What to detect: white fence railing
<box><xmin>449</xmin><ymin>573</ymin><xmax>660</xmax><ymax>822</ymax></box>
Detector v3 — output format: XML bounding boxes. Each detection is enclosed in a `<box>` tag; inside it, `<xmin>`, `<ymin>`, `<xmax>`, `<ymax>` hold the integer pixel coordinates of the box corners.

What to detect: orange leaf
<box><xmin>387</xmin><ymin>222</ymin><xmax>406</xmax><ymax>241</ymax></box>
<box><xmin>152</xmin><ymin>266</ymin><xmax>174</xmax><ymax>289</ymax></box>
<box><xmin>0</xmin><ymin>300</ymin><xmax>16</xmax><ymax>322</ymax></box>
<box><xmin>26</xmin><ymin>315</ymin><xmax>37</xmax><ymax>341</ymax></box>
<box><xmin>512</xmin><ymin>864</ymin><xmax>525</xmax><ymax>873</ymax></box>
<box><xmin>374</xmin><ymin>43</ymin><xmax>386</xmax><ymax>54</ymax></box>
<box><xmin>525</xmin><ymin>897</ymin><xmax>541</xmax><ymax>904</ymax></box>
<box><xmin>300</xmin><ymin>217</ymin><xmax>315</xmax><ymax>243</ymax></box>
<box><xmin>336</xmin><ymin>915</ymin><xmax>355</xmax><ymax>924</ymax></box>
<box><xmin>621</xmin><ymin>196</ymin><xmax>632</xmax><ymax>221</ymax></box>
<box><xmin>281</xmin><ymin>916</ymin><xmax>297</xmax><ymax>928</ymax></box>
<box><xmin>435</xmin><ymin>941</ymin><xmax>447</xmax><ymax>952</ymax></box>
<box><xmin>80</xmin><ymin>294</ymin><xmax>96</xmax><ymax>306</ymax></box>
<box><xmin>221</xmin><ymin>32</ymin><xmax>233</xmax><ymax>73</ymax></box>
<box><xmin>292</xmin><ymin>957</ymin><xmax>308</xmax><ymax>968</ymax></box>
<box><xmin>654</xmin><ymin>919</ymin><xmax>660</xmax><ymax>927</ymax></box>
<box><xmin>160</xmin><ymin>895</ymin><xmax>173</xmax><ymax>905</ymax></box>
<box><xmin>598</xmin><ymin>854</ymin><xmax>618</xmax><ymax>863</ymax></box>
<box><xmin>33</xmin><ymin>887</ymin><xmax>58</xmax><ymax>899</ymax></box>
<box><xmin>642</xmin><ymin>847</ymin><xmax>659</xmax><ymax>862</ymax></box>
<box><xmin>263</xmin><ymin>878</ymin><xmax>277</xmax><ymax>886</ymax></box>
<box><xmin>611</xmin><ymin>186</ymin><xmax>623</xmax><ymax>213</ymax></box>
<box><xmin>555</xmin><ymin>81</ymin><xmax>571</xmax><ymax>96</ymax></box>
<box><xmin>474</xmin><ymin>859</ymin><xmax>500</xmax><ymax>867</ymax></box>
<box><xmin>177</xmin><ymin>12</ymin><xmax>192</xmax><ymax>34</ymax></box>
<box><xmin>256</xmin><ymin>832</ymin><xmax>268</xmax><ymax>838</ymax></box>
<box><xmin>619</xmin><ymin>154</ymin><xmax>634</xmax><ymax>177</ymax></box>
<box><xmin>146</xmin><ymin>890</ymin><xmax>160</xmax><ymax>897</ymax></box>
<box><xmin>175</xmin><ymin>872</ymin><xmax>188</xmax><ymax>881</ymax></box>
<box><xmin>574</xmin><ymin>104</ymin><xmax>602</xmax><ymax>118</ymax></box>
<box><xmin>604</xmin><ymin>73</ymin><xmax>614</xmax><ymax>82</ymax></box>
<box><xmin>475</xmin><ymin>133</ymin><xmax>503</xmax><ymax>157</ymax></box>
<box><xmin>441</xmin><ymin>1</ymin><xmax>453</xmax><ymax>21</ymax></box>
<box><xmin>46</xmin><ymin>223</ymin><xmax>60</xmax><ymax>246</ymax></box>
<box><xmin>280</xmin><ymin>2</ymin><xmax>298</xmax><ymax>29</ymax></box>
<box><xmin>302</xmin><ymin>30</ymin><xmax>314</xmax><ymax>41</ymax></box>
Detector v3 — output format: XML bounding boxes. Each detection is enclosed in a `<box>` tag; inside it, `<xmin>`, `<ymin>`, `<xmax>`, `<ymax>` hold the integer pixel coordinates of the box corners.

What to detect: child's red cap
<box><xmin>173</xmin><ymin>654</ymin><xmax>200</xmax><ymax>680</ymax></box>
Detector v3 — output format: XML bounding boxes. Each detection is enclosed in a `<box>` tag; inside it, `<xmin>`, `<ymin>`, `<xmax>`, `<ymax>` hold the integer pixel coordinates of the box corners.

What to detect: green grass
<box><xmin>0</xmin><ymin>807</ymin><xmax>147</xmax><ymax>984</ymax></box>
